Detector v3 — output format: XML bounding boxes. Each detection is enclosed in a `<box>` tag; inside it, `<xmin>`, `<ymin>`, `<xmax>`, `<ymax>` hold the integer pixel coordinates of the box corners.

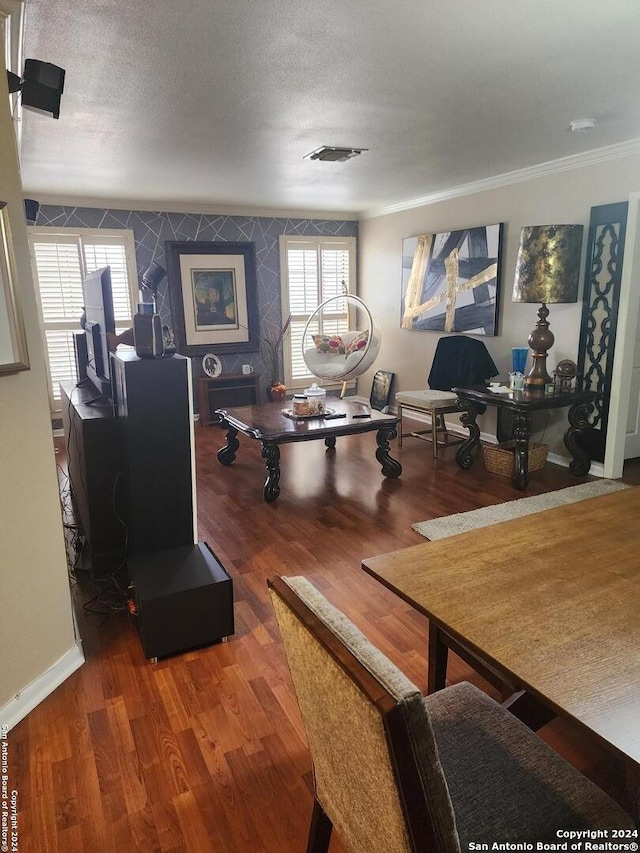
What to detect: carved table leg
<box><xmin>427</xmin><ymin>623</ymin><xmax>448</xmax><ymax>694</ymax></box>
<box><xmin>565</xmin><ymin>401</ymin><xmax>595</xmax><ymax>476</ymax></box>
<box><xmin>217</xmin><ymin>422</ymin><xmax>239</xmax><ymax>465</ymax></box>
<box><xmin>262</xmin><ymin>442</ymin><xmax>281</xmax><ymax>503</ymax></box>
<box><xmin>376</xmin><ymin>427</ymin><xmax>402</xmax><ymax>478</ymax></box>
<box><xmin>324</xmin><ymin>436</ymin><xmax>336</xmax><ymax>449</ymax></box>
<box><xmin>623</xmin><ymin>758</ymin><xmax>640</xmax><ymax>825</ymax></box>
<box><xmin>512</xmin><ymin>409</ymin><xmax>532</xmax><ymax>490</ymax></box>
<box><xmin>455</xmin><ymin>399</ymin><xmax>480</xmax><ymax>469</ymax></box>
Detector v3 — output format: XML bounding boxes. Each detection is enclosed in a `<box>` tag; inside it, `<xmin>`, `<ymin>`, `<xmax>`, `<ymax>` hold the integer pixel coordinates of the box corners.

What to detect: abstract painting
<box><xmin>401</xmin><ymin>223</ymin><xmax>503</xmax><ymax>336</ymax></box>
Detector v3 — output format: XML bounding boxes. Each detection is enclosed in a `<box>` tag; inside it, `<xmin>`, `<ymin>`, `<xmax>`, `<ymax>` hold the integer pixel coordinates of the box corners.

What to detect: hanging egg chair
<box><xmin>301</xmin><ymin>294</ymin><xmax>381</xmax><ymax>395</ymax></box>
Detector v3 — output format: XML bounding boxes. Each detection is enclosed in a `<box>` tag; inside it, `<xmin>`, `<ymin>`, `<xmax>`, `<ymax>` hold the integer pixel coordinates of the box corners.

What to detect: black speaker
<box><xmin>73</xmin><ymin>330</ymin><xmax>88</xmax><ymax>381</ymax></box>
<box><xmin>21</xmin><ymin>59</ymin><xmax>65</xmax><ymax>119</ymax></box>
<box><xmin>127</xmin><ymin>542</ymin><xmax>234</xmax><ymax>659</ymax></box>
<box><xmin>24</xmin><ymin>199</ymin><xmax>39</xmax><ymax>224</ymax></box>
<box><xmin>133</xmin><ymin>305</ymin><xmax>164</xmax><ymax>358</ymax></box>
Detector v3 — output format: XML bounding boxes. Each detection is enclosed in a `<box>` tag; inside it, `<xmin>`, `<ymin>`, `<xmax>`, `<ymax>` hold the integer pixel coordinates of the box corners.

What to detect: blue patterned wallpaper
<box><xmin>36</xmin><ymin>205</ymin><xmax>358</xmax><ymax>399</ymax></box>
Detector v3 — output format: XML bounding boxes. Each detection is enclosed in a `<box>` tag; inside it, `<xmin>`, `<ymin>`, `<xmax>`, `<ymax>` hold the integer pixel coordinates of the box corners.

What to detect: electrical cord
<box><xmin>57</xmin><ymin>458</ymin><xmax>86</xmax><ymax>580</ymax></box>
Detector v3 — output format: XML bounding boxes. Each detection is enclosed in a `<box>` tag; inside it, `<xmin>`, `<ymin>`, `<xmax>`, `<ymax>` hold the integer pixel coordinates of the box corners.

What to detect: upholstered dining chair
<box><xmin>396</xmin><ymin>335</ymin><xmax>499</xmax><ymax>459</ymax></box>
<box><xmin>268</xmin><ymin>575</ymin><xmax>634</xmax><ymax>853</ymax></box>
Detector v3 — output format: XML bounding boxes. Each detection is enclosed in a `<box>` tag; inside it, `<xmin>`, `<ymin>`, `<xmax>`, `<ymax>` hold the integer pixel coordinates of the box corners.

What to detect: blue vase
<box><xmin>512</xmin><ymin>347</ymin><xmax>529</xmax><ymax>374</ymax></box>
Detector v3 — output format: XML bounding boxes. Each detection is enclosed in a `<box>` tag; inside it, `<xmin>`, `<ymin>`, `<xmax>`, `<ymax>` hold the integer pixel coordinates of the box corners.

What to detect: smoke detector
<box><xmin>303</xmin><ymin>145</ymin><xmax>368</xmax><ymax>162</ymax></box>
<box><xmin>570</xmin><ymin>118</ymin><xmax>596</xmax><ymax>133</ymax></box>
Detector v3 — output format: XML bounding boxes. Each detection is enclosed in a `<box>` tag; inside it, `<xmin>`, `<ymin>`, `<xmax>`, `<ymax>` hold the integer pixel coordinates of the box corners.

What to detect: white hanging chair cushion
<box><xmin>305</xmin><ymin>331</ymin><xmax>372</xmax><ymax>379</ymax></box>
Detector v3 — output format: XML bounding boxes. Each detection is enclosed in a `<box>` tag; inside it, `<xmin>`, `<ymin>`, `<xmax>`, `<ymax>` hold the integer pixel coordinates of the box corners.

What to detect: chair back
<box><xmin>428</xmin><ymin>335</ymin><xmax>498</xmax><ymax>391</ymax></box>
<box><xmin>268</xmin><ymin>575</ymin><xmax>460</xmax><ymax>853</ymax></box>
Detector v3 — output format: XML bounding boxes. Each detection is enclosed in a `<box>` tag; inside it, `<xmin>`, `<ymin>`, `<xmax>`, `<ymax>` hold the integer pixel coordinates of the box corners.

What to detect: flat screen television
<box><xmin>82</xmin><ymin>266</ymin><xmax>115</xmax><ymax>400</ymax></box>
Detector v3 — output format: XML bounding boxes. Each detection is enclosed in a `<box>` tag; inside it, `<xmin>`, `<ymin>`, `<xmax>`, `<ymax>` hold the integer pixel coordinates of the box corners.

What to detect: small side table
<box><xmin>452</xmin><ymin>386</ymin><xmax>597</xmax><ymax>490</ymax></box>
<box><xmin>198</xmin><ymin>373</ymin><xmax>259</xmax><ymax>425</ymax></box>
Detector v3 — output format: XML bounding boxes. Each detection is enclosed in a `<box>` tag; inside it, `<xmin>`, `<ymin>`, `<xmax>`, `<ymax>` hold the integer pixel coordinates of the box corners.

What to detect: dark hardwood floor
<box><xmin>12</xmin><ymin>419</ymin><xmax>635</xmax><ymax>852</ymax></box>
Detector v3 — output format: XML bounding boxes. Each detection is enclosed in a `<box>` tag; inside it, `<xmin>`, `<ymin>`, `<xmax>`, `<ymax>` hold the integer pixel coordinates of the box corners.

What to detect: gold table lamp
<box><xmin>512</xmin><ymin>224</ymin><xmax>583</xmax><ymax>390</ymax></box>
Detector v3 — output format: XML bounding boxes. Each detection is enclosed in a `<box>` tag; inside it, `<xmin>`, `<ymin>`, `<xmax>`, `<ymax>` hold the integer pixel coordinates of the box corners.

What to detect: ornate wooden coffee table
<box><xmin>216</xmin><ymin>399</ymin><xmax>401</xmax><ymax>503</ymax></box>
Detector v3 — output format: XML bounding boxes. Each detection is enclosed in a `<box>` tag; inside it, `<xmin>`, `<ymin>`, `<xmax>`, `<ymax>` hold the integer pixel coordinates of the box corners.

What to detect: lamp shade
<box><xmin>512</xmin><ymin>225</ymin><xmax>583</xmax><ymax>304</ymax></box>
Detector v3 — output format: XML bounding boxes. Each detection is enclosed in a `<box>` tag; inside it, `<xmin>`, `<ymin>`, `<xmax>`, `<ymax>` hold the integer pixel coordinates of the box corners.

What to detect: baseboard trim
<box><xmin>546</xmin><ymin>451</ymin><xmax>604</xmax><ymax>478</ymax></box>
<box><xmin>0</xmin><ymin>641</ymin><xmax>85</xmax><ymax>731</ymax></box>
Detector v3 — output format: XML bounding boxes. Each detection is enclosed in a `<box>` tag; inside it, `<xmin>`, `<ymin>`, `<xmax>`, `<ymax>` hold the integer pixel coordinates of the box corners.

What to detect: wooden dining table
<box><xmin>362</xmin><ymin>486</ymin><xmax>640</xmax><ymax>812</ymax></box>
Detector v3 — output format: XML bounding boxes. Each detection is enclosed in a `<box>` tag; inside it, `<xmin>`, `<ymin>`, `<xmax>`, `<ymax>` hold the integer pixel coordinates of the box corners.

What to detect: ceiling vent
<box><xmin>570</xmin><ymin>118</ymin><xmax>596</xmax><ymax>133</ymax></box>
<box><xmin>304</xmin><ymin>146</ymin><xmax>368</xmax><ymax>162</ymax></box>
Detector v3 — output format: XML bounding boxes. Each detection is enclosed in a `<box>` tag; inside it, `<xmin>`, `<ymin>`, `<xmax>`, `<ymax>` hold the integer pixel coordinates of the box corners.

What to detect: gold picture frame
<box><xmin>0</xmin><ymin>202</ymin><xmax>29</xmax><ymax>375</ymax></box>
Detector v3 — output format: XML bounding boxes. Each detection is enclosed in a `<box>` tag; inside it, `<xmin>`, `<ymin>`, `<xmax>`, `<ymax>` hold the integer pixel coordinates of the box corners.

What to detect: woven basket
<box><xmin>482</xmin><ymin>440</ymin><xmax>549</xmax><ymax>477</ymax></box>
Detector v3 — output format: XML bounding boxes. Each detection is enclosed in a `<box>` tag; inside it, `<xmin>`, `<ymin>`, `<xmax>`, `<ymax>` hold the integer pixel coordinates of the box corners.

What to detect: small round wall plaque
<box><xmin>202</xmin><ymin>353</ymin><xmax>222</xmax><ymax>378</ymax></box>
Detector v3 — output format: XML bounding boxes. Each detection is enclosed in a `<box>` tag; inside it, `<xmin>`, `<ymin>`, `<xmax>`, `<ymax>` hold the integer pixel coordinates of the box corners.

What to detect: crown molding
<box><xmin>25</xmin><ymin>137</ymin><xmax>640</xmax><ymax>224</ymax></box>
<box><xmin>23</xmin><ymin>193</ymin><xmax>359</xmax><ymax>222</ymax></box>
<box><xmin>360</xmin><ymin>137</ymin><xmax>640</xmax><ymax>220</ymax></box>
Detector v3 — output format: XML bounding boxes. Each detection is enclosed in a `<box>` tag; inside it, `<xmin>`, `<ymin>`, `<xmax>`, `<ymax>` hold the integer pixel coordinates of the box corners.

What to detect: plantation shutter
<box><xmin>32</xmin><ymin>238</ymin><xmax>85</xmax><ymax>408</ymax></box>
<box><xmin>281</xmin><ymin>236</ymin><xmax>355</xmax><ymax>388</ymax></box>
<box><xmin>29</xmin><ymin>229</ymin><xmax>137</xmax><ymax>411</ymax></box>
<box><xmin>286</xmin><ymin>245</ymin><xmax>320</xmax><ymax>383</ymax></box>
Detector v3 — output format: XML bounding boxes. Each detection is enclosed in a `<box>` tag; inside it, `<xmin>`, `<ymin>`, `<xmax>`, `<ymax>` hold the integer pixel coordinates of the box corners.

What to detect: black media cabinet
<box><xmin>197</xmin><ymin>373</ymin><xmax>259</xmax><ymax>425</ymax></box>
<box><xmin>62</xmin><ymin>352</ymin><xmax>235</xmax><ymax>659</ymax></box>
<box><xmin>62</xmin><ymin>354</ymin><xmax>196</xmax><ymax>566</ymax></box>
<box><xmin>60</xmin><ymin>381</ymin><xmax>125</xmax><ymax>573</ymax></box>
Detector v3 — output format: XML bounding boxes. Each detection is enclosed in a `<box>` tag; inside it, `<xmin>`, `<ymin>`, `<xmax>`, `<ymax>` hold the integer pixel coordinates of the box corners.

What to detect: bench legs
<box><xmin>398</xmin><ymin>403</ymin><xmax>462</xmax><ymax>459</ymax></box>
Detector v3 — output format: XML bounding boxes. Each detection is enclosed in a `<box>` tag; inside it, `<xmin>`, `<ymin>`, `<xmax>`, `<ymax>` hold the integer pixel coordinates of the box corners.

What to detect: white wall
<box><xmin>358</xmin><ymin>153</ymin><xmax>640</xmax><ymax>457</ymax></box>
<box><xmin>0</xmin><ymin>7</ymin><xmax>80</xmax><ymax>725</ymax></box>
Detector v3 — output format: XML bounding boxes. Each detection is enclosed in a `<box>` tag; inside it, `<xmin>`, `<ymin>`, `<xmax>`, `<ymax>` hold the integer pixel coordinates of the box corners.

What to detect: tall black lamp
<box><xmin>512</xmin><ymin>224</ymin><xmax>583</xmax><ymax>390</ymax></box>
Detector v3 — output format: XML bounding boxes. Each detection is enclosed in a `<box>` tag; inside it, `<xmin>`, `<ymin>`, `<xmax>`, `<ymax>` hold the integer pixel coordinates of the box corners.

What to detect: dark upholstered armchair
<box><xmin>268</xmin><ymin>575</ymin><xmax>634</xmax><ymax>853</ymax></box>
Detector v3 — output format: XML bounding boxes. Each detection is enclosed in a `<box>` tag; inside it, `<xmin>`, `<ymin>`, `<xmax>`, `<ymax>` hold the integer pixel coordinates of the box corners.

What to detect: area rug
<box><xmin>413</xmin><ymin>479</ymin><xmax>630</xmax><ymax>540</ymax></box>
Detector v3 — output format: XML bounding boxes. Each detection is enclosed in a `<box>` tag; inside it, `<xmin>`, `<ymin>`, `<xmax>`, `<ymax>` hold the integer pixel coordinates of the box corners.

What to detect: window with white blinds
<box><xmin>279</xmin><ymin>236</ymin><xmax>356</xmax><ymax>389</ymax></box>
<box><xmin>28</xmin><ymin>228</ymin><xmax>138</xmax><ymax>411</ymax></box>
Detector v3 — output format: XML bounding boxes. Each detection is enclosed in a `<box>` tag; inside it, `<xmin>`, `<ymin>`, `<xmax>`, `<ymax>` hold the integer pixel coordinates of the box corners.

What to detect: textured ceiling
<box><xmin>19</xmin><ymin>0</ymin><xmax>640</xmax><ymax>216</ymax></box>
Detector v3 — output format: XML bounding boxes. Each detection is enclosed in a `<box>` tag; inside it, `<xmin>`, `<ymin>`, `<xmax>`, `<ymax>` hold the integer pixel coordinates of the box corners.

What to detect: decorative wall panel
<box><xmin>576</xmin><ymin>201</ymin><xmax>628</xmax><ymax>463</ymax></box>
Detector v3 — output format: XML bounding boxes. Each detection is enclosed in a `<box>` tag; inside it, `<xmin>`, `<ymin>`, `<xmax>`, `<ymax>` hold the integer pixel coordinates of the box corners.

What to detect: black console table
<box><xmin>452</xmin><ymin>386</ymin><xmax>597</xmax><ymax>490</ymax></box>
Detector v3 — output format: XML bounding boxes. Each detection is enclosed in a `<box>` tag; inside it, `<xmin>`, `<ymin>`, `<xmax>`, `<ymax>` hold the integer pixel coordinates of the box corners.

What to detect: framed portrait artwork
<box><xmin>0</xmin><ymin>202</ymin><xmax>29</xmax><ymax>376</ymax></box>
<box><xmin>166</xmin><ymin>241</ymin><xmax>259</xmax><ymax>355</ymax></box>
<box><xmin>401</xmin><ymin>223</ymin><xmax>504</xmax><ymax>336</ymax></box>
